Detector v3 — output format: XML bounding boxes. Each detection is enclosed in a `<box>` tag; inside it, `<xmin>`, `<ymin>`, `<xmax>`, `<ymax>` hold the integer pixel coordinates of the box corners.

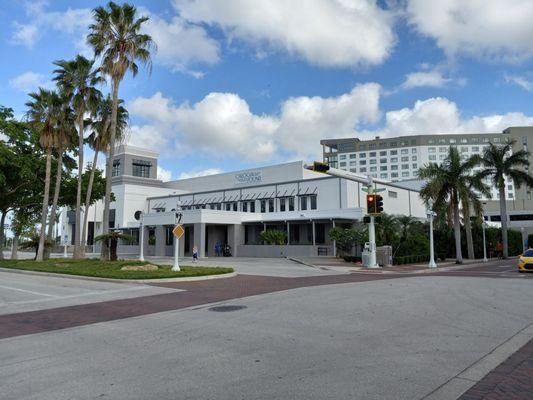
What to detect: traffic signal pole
<box><xmin>365</xmin><ymin>176</ymin><xmax>380</xmax><ymax>268</ymax></box>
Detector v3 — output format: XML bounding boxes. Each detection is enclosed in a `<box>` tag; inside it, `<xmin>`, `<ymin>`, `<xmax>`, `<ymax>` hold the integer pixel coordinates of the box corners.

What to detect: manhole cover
<box><xmin>208</xmin><ymin>305</ymin><xmax>247</xmax><ymax>312</ymax></box>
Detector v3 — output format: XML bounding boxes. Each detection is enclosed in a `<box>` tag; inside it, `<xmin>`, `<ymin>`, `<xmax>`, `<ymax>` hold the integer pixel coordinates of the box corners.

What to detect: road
<box><xmin>0</xmin><ymin>259</ymin><xmax>531</xmax><ymax>400</ymax></box>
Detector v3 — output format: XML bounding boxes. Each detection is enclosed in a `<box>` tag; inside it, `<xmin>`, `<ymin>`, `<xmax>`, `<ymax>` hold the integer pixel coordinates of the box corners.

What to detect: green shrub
<box><xmin>259</xmin><ymin>229</ymin><xmax>287</xmax><ymax>245</ymax></box>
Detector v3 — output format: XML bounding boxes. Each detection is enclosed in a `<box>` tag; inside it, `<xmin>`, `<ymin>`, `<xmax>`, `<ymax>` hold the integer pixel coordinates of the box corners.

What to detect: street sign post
<box><xmin>172</xmin><ymin>213</ymin><xmax>184</xmax><ymax>271</ymax></box>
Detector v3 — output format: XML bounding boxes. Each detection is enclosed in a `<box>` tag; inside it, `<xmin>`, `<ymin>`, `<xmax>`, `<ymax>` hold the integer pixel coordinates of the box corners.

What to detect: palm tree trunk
<box><xmin>499</xmin><ymin>185</ymin><xmax>509</xmax><ymax>258</ymax></box>
<box><xmin>11</xmin><ymin>235</ymin><xmax>19</xmax><ymax>260</ymax></box>
<box><xmin>0</xmin><ymin>211</ymin><xmax>6</xmax><ymax>260</ymax></box>
<box><xmin>463</xmin><ymin>200</ymin><xmax>475</xmax><ymax>259</ymax></box>
<box><xmin>81</xmin><ymin>150</ymin><xmax>99</xmax><ymax>253</ymax></box>
<box><xmin>74</xmin><ymin>114</ymin><xmax>85</xmax><ymax>259</ymax></box>
<box><xmin>37</xmin><ymin>147</ymin><xmax>53</xmax><ymax>261</ymax></box>
<box><xmin>101</xmin><ymin>79</ymin><xmax>120</xmax><ymax>261</ymax></box>
<box><xmin>453</xmin><ymin>193</ymin><xmax>463</xmax><ymax>264</ymax></box>
<box><xmin>45</xmin><ymin>147</ymin><xmax>63</xmax><ymax>259</ymax></box>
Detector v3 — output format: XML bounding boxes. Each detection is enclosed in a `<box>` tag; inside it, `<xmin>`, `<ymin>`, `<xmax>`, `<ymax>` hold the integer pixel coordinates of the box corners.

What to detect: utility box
<box><xmin>376</xmin><ymin>245</ymin><xmax>393</xmax><ymax>266</ymax></box>
<box><xmin>362</xmin><ymin>242</ymin><xmax>372</xmax><ymax>267</ymax></box>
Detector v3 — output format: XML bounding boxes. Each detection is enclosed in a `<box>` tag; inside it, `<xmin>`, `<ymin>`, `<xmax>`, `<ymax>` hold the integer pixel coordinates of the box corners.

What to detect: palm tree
<box><xmin>479</xmin><ymin>140</ymin><xmax>533</xmax><ymax>258</ymax></box>
<box><xmin>88</xmin><ymin>1</ymin><xmax>154</xmax><ymax>261</ymax></box>
<box><xmin>53</xmin><ymin>55</ymin><xmax>103</xmax><ymax>259</ymax></box>
<box><xmin>26</xmin><ymin>88</ymin><xmax>62</xmax><ymax>261</ymax></box>
<box><xmin>418</xmin><ymin>147</ymin><xmax>483</xmax><ymax>264</ymax></box>
<box><xmin>376</xmin><ymin>214</ymin><xmax>399</xmax><ymax>246</ymax></box>
<box><xmin>46</xmin><ymin>100</ymin><xmax>76</xmax><ymax>255</ymax></box>
<box><xmin>81</xmin><ymin>96</ymin><xmax>128</xmax><ymax>251</ymax></box>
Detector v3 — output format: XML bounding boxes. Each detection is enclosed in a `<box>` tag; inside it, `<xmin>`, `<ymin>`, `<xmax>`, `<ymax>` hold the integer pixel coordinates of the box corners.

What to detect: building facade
<box><xmin>63</xmin><ymin>145</ymin><xmax>426</xmax><ymax>258</ymax></box>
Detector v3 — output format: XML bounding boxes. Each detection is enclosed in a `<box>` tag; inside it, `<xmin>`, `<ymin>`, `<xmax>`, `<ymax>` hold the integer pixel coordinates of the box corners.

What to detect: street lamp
<box><xmin>482</xmin><ymin>202</ymin><xmax>488</xmax><ymax>262</ymax></box>
<box><xmin>427</xmin><ymin>202</ymin><xmax>437</xmax><ymax>268</ymax></box>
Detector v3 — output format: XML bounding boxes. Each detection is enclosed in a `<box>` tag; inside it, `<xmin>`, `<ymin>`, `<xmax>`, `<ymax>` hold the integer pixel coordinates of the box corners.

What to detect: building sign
<box><xmin>235</xmin><ymin>171</ymin><xmax>262</xmax><ymax>185</ymax></box>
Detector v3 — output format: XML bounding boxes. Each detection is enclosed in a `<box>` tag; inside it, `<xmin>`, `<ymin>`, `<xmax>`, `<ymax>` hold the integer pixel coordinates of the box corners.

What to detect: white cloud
<box><xmin>8</xmin><ymin>71</ymin><xmax>52</xmax><ymax>92</ymax></box>
<box><xmin>179</xmin><ymin>168</ymin><xmax>223</xmax><ymax>180</ymax></box>
<box><xmin>504</xmin><ymin>74</ymin><xmax>533</xmax><ymax>92</ymax></box>
<box><xmin>10</xmin><ymin>2</ymin><xmax>92</xmax><ymax>53</ymax></box>
<box><xmin>174</xmin><ymin>0</ymin><xmax>396</xmax><ymax>68</ymax></box>
<box><xmin>141</xmin><ymin>11</ymin><xmax>220</xmax><ymax>77</ymax></box>
<box><xmin>157</xmin><ymin>166</ymin><xmax>173</xmax><ymax>182</ymax></box>
<box><xmin>401</xmin><ymin>70</ymin><xmax>451</xmax><ymax>90</ymax></box>
<box><xmin>407</xmin><ymin>0</ymin><xmax>533</xmax><ymax>62</ymax></box>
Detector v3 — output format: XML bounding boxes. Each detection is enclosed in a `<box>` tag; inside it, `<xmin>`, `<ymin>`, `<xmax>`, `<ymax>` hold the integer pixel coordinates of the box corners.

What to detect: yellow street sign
<box><xmin>172</xmin><ymin>224</ymin><xmax>185</xmax><ymax>239</ymax></box>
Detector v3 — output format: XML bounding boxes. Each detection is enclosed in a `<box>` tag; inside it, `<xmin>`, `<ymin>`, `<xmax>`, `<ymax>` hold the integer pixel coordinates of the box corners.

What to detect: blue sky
<box><xmin>1</xmin><ymin>0</ymin><xmax>533</xmax><ymax>181</ymax></box>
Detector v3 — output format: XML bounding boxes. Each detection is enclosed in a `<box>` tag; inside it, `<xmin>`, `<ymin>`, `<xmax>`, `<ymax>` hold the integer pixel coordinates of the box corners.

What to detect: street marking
<box><xmin>0</xmin><ymin>284</ymin><xmax>60</xmax><ymax>298</ymax></box>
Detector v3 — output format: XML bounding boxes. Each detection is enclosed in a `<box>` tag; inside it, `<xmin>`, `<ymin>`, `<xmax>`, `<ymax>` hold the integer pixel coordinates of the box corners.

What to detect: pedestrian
<box><xmin>215</xmin><ymin>241</ymin><xmax>221</xmax><ymax>257</ymax></box>
<box><xmin>192</xmin><ymin>245</ymin><xmax>198</xmax><ymax>263</ymax></box>
<box><xmin>496</xmin><ymin>241</ymin><xmax>503</xmax><ymax>259</ymax></box>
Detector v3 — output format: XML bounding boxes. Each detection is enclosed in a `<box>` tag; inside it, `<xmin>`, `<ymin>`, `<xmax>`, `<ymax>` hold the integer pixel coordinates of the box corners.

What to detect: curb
<box><xmin>0</xmin><ymin>267</ymin><xmax>237</xmax><ymax>284</ymax></box>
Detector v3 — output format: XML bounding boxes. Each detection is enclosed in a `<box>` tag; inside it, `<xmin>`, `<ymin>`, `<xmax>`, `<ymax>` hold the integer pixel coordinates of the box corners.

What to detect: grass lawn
<box><xmin>0</xmin><ymin>259</ymin><xmax>233</xmax><ymax>280</ymax></box>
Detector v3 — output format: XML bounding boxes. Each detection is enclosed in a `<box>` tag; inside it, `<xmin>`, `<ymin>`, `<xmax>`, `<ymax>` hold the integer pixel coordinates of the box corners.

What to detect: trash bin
<box><xmin>376</xmin><ymin>245</ymin><xmax>393</xmax><ymax>266</ymax></box>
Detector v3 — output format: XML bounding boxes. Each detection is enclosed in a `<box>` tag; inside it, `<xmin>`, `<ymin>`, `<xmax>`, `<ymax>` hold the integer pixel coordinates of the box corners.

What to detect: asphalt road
<box><xmin>1</xmin><ymin>263</ymin><xmax>532</xmax><ymax>400</ymax></box>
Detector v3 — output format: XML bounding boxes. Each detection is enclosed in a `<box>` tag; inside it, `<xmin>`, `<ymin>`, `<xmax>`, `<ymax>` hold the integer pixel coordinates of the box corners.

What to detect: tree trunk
<box><xmin>0</xmin><ymin>211</ymin><xmax>6</xmax><ymax>260</ymax></box>
<box><xmin>463</xmin><ymin>200</ymin><xmax>475</xmax><ymax>259</ymax></box>
<box><xmin>37</xmin><ymin>147</ymin><xmax>53</xmax><ymax>261</ymax></box>
<box><xmin>453</xmin><ymin>193</ymin><xmax>463</xmax><ymax>264</ymax></box>
<box><xmin>45</xmin><ymin>147</ymin><xmax>63</xmax><ymax>259</ymax></box>
<box><xmin>499</xmin><ymin>184</ymin><xmax>509</xmax><ymax>259</ymax></box>
<box><xmin>11</xmin><ymin>235</ymin><xmax>18</xmax><ymax>260</ymax></box>
<box><xmin>101</xmin><ymin>79</ymin><xmax>120</xmax><ymax>261</ymax></box>
<box><xmin>81</xmin><ymin>150</ymin><xmax>99</xmax><ymax>254</ymax></box>
<box><xmin>74</xmin><ymin>113</ymin><xmax>85</xmax><ymax>259</ymax></box>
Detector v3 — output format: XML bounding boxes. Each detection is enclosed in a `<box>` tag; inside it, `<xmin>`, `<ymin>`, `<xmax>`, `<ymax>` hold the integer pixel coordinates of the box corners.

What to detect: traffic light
<box><xmin>376</xmin><ymin>195</ymin><xmax>384</xmax><ymax>214</ymax></box>
<box><xmin>366</xmin><ymin>194</ymin><xmax>376</xmax><ymax>214</ymax></box>
<box><xmin>312</xmin><ymin>161</ymin><xmax>330</xmax><ymax>173</ymax></box>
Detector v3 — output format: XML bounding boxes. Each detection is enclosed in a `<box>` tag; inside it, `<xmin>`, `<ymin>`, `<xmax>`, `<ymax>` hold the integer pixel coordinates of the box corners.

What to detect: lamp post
<box><xmin>427</xmin><ymin>202</ymin><xmax>437</xmax><ymax>268</ymax></box>
<box><xmin>482</xmin><ymin>202</ymin><xmax>488</xmax><ymax>262</ymax></box>
<box><xmin>139</xmin><ymin>212</ymin><xmax>145</xmax><ymax>262</ymax></box>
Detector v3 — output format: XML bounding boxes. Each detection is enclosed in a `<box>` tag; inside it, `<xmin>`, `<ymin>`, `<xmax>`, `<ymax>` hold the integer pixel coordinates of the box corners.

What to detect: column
<box><xmin>155</xmin><ymin>225</ymin><xmax>166</xmax><ymax>257</ymax></box>
<box><xmin>193</xmin><ymin>223</ymin><xmax>206</xmax><ymax>258</ymax></box>
<box><xmin>312</xmin><ymin>220</ymin><xmax>316</xmax><ymax>246</ymax></box>
<box><xmin>228</xmin><ymin>224</ymin><xmax>244</xmax><ymax>257</ymax></box>
<box><xmin>332</xmin><ymin>220</ymin><xmax>336</xmax><ymax>257</ymax></box>
<box><xmin>286</xmin><ymin>221</ymin><xmax>290</xmax><ymax>245</ymax></box>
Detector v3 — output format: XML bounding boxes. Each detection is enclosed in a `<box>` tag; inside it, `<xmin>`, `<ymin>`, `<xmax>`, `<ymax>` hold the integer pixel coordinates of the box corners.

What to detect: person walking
<box><xmin>215</xmin><ymin>241</ymin><xmax>221</xmax><ymax>257</ymax></box>
<box><xmin>192</xmin><ymin>245</ymin><xmax>198</xmax><ymax>263</ymax></box>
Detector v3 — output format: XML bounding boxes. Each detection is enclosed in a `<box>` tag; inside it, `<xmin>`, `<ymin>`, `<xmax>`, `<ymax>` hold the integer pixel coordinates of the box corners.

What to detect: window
<box><xmin>359</xmin><ymin>160</ymin><xmax>366</xmax><ymax>166</ymax></box>
<box><xmin>380</xmin><ymin>173</ymin><xmax>388</xmax><ymax>179</ymax></box>
<box><xmin>508</xmin><ymin>193</ymin><xmax>514</xmax><ymax>198</ymax></box>
<box><xmin>268</xmin><ymin>198</ymin><xmax>274</xmax><ymax>212</ymax></box>
<box><xmin>390</xmin><ymin>150</ymin><xmax>397</xmax><ymax>155</ymax></box>
<box><xmin>369</xmin><ymin>143</ymin><xmax>376</xmax><ymax>149</ymax></box>
<box><xmin>112</xmin><ymin>159</ymin><xmax>120</xmax><ymax>177</ymax></box>
<box><xmin>300</xmin><ymin>196</ymin><xmax>307</xmax><ymax>210</ymax></box>
<box><xmin>438</xmin><ymin>138</ymin><xmax>446</xmax><ymax>144</ymax></box>
<box><xmin>461</xmin><ymin>147</ymin><xmax>468</xmax><ymax>153</ymax></box>
<box><xmin>243</xmin><ymin>202</ymin><xmax>248</xmax><ymax>212</ymax></box>
<box><xmin>494</xmin><ymin>137</ymin><xmax>501</xmax><ymax>143</ymax></box>
<box><xmin>391</xmin><ymin>157</ymin><xmax>398</xmax><ymax>163</ymax></box>
<box><xmin>380</xmin><ymin>165</ymin><xmax>387</xmax><ymax>171</ymax></box>
<box><xmin>401</xmin><ymin>149</ymin><xmax>408</xmax><ymax>154</ymax></box>
<box><xmin>402</xmin><ymin>171</ymin><xmax>410</xmax><ymax>177</ymax></box>
<box><xmin>412</xmin><ymin>156</ymin><xmax>417</xmax><ymax>161</ymax></box>
<box><xmin>508</xmin><ymin>185</ymin><xmax>513</xmax><ymax>190</ymax></box>
<box><xmin>165</xmin><ymin>226</ymin><xmax>173</xmax><ymax>246</ymax></box>
<box><xmin>449</xmin><ymin>138</ymin><xmax>456</xmax><ymax>144</ymax></box>
<box><xmin>401</xmin><ymin>156</ymin><xmax>409</xmax><ymax>162</ymax></box>
<box><xmin>483</xmin><ymin>137</ymin><xmax>490</xmax><ymax>143</ymax></box>
<box><xmin>279</xmin><ymin>198</ymin><xmax>286</xmax><ymax>212</ymax></box>
<box><xmin>360</xmin><ymin>167</ymin><xmax>367</xmax><ymax>173</ymax></box>
<box><xmin>391</xmin><ymin>172</ymin><xmax>398</xmax><ymax>178</ymax></box>
<box><xmin>310</xmin><ymin>195</ymin><xmax>317</xmax><ymax>210</ymax></box>
<box><xmin>233</xmin><ymin>202</ymin><xmax>238</xmax><ymax>212</ymax></box>
<box><xmin>412</xmin><ymin>163</ymin><xmax>418</xmax><ymax>169</ymax></box>
<box><xmin>391</xmin><ymin>165</ymin><xmax>398</xmax><ymax>170</ymax></box>
<box><xmin>289</xmin><ymin>197</ymin><xmax>295</xmax><ymax>211</ymax></box>
<box><xmin>428</xmin><ymin>139</ymin><xmax>435</xmax><ymax>144</ymax></box>
<box><xmin>359</xmin><ymin>144</ymin><xmax>366</xmax><ymax>150</ymax></box>
<box><xmin>370</xmin><ymin>159</ymin><xmax>376</xmax><ymax>165</ymax></box>
<box><xmin>370</xmin><ymin>166</ymin><xmax>377</xmax><ymax>172</ymax></box>
<box><xmin>250</xmin><ymin>201</ymin><xmax>256</xmax><ymax>213</ymax></box>
<box><xmin>411</xmin><ymin>148</ymin><xmax>417</xmax><ymax>153</ymax></box>
<box><xmin>369</xmin><ymin>151</ymin><xmax>376</xmax><ymax>157</ymax></box>
<box><xmin>388</xmin><ymin>190</ymin><xmax>397</xmax><ymax>198</ymax></box>
<box><xmin>428</xmin><ymin>147</ymin><xmax>436</xmax><ymax>153</ymax></box>
<box><xmin>439</xmin><ymin>147</ymin><xmax>447</xmax><ymax>153</ymax></box>
<box><xmin>472</xmin><ymin>146</ymin><xmax>479</xmax><ymax>152</ymax></box>
<box><xmin>350</xmin><ymin>168</ymin><xmax>357</xmax><ymax>173</ymax></box>
<box><xmin>339</xmin><ymin>162</ymin><xmax>346</xmax><ymax>167</ymax></box>
<box><xmin>461</xmin><ymin>138</ymin><xmax>468</xmax><ymax>143</ymax></box>
<box><xmin>359</xmin><ymin>152</ymin><xmax>366</xmax><ymax>158</ymax></box>
<box><xmin>380</xmin><ymin>158</ymin><xmax>387</xmax><ymax>164</ymax></box>
<box><xmin>380</xmin><ymin>151</ymin><xmax>387</xmax><ymax>156</ymax></box>
<box><xmin>439</xmin><ymin>154</ymin><xmax>446</xmax><ymax>160</ymax></box>
<box><xmin>402</xmin><ymin>164</ymin><xmax>409</xmax><ymax>170</ymax></box>
<box><xmin>390</xmin><ymin>142</ymin><xmax>397</xmax><ymax>147</ymax></box>
<box><xmin>349</xmin><ymin>153</ymin><xmax>356</xmax><ymax>159</ymax></box>
<box><xmin>260</xmin><ymin>199</ymin><xmax>266</xmax><ymax>213</ymax></box>
<box><xmin>429</xmin><ymin>155</ymin><xmax>437</xmax><ymax>161</ymax></box>
<box><xmin>132</xmin><ymin>159</ymin><xmax>151</xmax><ymax>178</ymax></box>
<box><xmin>339</xmin><ymin>154</ymin><xmax>346</xmax><ymax>160</ymax></box>
<box><xmin>349</xmin><ymin>161</ymin><xmax>356</xmax><ymax>166</ymax></box>
<box><xmin>225</xmin><ymin>203</ymin><xmax>231</xmax><ymax>211</ymax></box>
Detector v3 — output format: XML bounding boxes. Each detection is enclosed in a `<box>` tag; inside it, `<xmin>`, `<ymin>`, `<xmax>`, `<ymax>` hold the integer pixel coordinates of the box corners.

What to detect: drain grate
<box><xmin>208</xmin><ymin>305</ymin><xmax>247</xmax><ymax>312</ymax></box>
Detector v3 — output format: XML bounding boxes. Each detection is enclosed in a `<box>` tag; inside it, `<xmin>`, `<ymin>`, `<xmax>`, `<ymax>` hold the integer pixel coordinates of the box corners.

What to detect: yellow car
<box><xmin>517</xmin><ymin>249</ymin><xmax>533</xmax><ymax>272</ymax></box>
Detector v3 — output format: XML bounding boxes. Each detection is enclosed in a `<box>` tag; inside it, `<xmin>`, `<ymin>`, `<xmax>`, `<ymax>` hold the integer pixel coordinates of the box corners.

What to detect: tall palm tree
<box><xmin>81</xmin><ymin>96</ymin><xmax>128</xmax><ymax>250</ymax></box>
<box><xmin>459</xmin><ymin>175</ymin><xmax>490</xmax><ymax>259</ymax></box>
<box><xmin>418</xmin><ymin>147</ymin><xmax>483</xmax><ymax>264</ymax></box>
<box><xmin>479</xmin><ymin>140</ymin><xmax>533</xmax><ymax>258</ymax></box>
<box><xmin>26</xmin><ymin>88</ymin><xmax>62</xmax><ymax>261</ymax></box>
<box><xmin>46</xmin><ymin>100</ymin><xmax>76</xmax><ymax>255</ymax></box>
<box><xmin>88</xmin><ymin>1</ymin><xmax>154</xmax><ymax>261</ymax></box>
<box><xmin>53</xmin><ymin>55</ymin><xmax>103</xmax><ymax>259</ymax></box>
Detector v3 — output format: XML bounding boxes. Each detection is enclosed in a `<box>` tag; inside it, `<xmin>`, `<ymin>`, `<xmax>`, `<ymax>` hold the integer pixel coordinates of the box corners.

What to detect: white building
<box><xmin>63</xmin><ymin>145</ymin><xmax>427</xmax><ymax>258</ymax></box>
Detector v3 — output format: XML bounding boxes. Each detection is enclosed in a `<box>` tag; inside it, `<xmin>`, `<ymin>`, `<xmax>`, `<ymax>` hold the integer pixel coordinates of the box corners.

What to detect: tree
<box><xmin>259</xmin><ymin>229</ymin><xmax>287</xmax><ymax>245</ymax></box>
<box><xmin>54</xmin><ymin>55</ymin><xmax>103</xmax><ymax>259</ymax></box>
<box><xmin>95</xmin><ymin>231</ymin><xmax>133</xmax><ymax>261</ymax></box>
<box><xmin>11</xmin><ymin>208</ymin><xmax>40</xmax><ymax>260</ymax></box>
<box><xmin>26</xmin><ymin>89</ymin><xmax>63</xmax><ymax>261</ymax></box>
<box><xmin>376</xmin><ymin>214</ymin><xmax>399</xmax><ymax>246</ymax></box>
<box><xmin>82</xmin><ymin>95</ymin><xmax>128</xmax><ymax>250</ymax></box>
<box><xmin>479</xmin><ymin>140</ymin><xmax>533</xmax><ymax>258</ymax></box>
<box><xmin>459</xmin><ymin>176</ymin><xmax>490</xmax><ymax>259</ymax></box>
<box><xmin>418</xmin><ymin>147</ymin><xmax>483</xmax><ymax>264</ymax></box>
<box><xmin>328</xmin><ymin>227</ymin><xmax>360</xmax><ymax>257</ymax></box>
<box><xmin>88</xmin><ymin>1</ymin><xmax>154</xmax><ymax>261</ymax></box>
